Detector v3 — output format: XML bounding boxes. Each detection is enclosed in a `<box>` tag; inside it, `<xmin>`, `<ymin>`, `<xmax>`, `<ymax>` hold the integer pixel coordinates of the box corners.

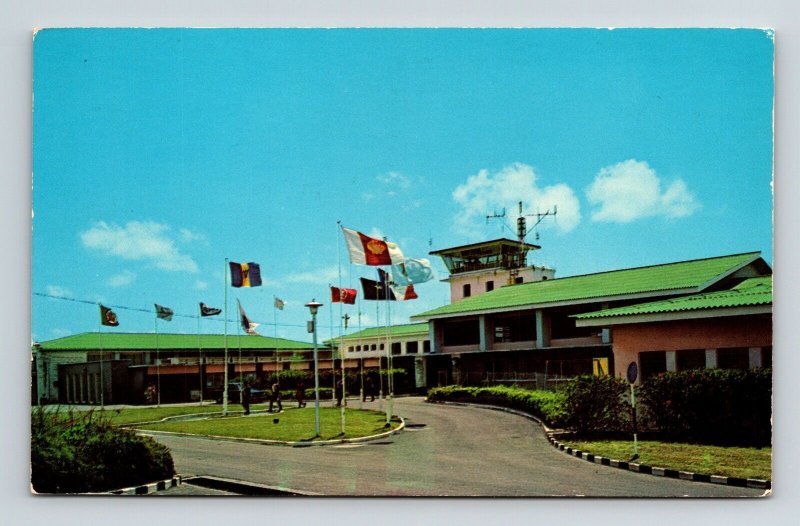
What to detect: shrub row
<box><xmin>426</xmin><ymin>385</ymin><xmax>567</xmax><ymax>428</ymax></box>
<box><xmin>637</xmin><ymin>368</ymin><xmax>772</xmax><ymax>446</ymax></box>
<box><xmin>31</xmin><ymin>408</ymin><xmax>175</xmax><ymax>494</ymax></box>
<box><xmin>427</xmin><ymin>368</ymin><xmax>771</xmax><ymax>446</ymax></box>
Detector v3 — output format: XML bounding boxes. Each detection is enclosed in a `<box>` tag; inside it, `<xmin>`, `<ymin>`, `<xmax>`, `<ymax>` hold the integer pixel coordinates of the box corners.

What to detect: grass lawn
<box><xmin>38</xmin><ymin>404</ymin><xmax>271</xmax><ymax>425</ymax></box>
<box><xmin>135</xmin><ymin>407</ymin><xmax>400</xmax><ymax>442</ymax></box>
<box><xmin>560</xmin><ymin>439</ymin><xmax>772</xmax><ymax>480</ymax></box>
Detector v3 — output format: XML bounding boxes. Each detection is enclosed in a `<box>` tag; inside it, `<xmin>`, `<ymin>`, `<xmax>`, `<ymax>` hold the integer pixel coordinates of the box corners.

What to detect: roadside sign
<box><xmin>626</xmin><ymin>362</ymin><xmax>638</xmax><ymax>384</ymax></box>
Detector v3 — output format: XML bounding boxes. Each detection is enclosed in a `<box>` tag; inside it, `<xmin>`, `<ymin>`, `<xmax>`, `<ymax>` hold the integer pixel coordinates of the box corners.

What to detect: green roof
<box><xmin>35</xmin><ymin>332</ymin><xmax>316</xmax><ymax>351</ymax></box>
<box><xmin>325</xmin><ymin>323</ymin><xmax>429</xmax><ymax>343</ymax></box>
<box><xmin>412</xmin><ymin>252</ymin><xmax>766</xmax><ymax>320</ymax></box>
<box><xmin>574</xmin><ymin>276</ymin><xmax>772</xmax><ymax>320</ymax></box>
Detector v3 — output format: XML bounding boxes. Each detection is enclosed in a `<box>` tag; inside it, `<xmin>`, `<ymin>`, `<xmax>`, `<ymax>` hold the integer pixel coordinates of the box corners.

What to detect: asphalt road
<box><xmin>149</xmin><ymin>397</ymin><xmax>767</xmax><ymax>497</ymax></box>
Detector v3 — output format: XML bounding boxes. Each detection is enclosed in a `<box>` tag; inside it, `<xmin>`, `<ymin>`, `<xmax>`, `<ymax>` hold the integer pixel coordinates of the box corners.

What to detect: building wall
<box><xmin>611</xmin><ymin>314</ymin><xmax>772</xmax><ymax>379</ymax></box>
<box><xmin>448</xmin><ymin>266</ymin><xmax>555</xmax><ymax>302</ymax></box>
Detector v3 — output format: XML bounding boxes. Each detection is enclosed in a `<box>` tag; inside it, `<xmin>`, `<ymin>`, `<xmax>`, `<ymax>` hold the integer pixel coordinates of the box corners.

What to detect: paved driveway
<box><xmin>149</xmin><ymin>396</ymin><xmax>766</xmax><ymax>497</ymax></box>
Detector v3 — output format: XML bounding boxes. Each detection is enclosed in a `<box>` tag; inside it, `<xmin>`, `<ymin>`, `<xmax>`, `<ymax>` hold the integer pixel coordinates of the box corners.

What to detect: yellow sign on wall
<box><xmin>593</xmin><ymin>358</ymin><xmax>609</xmax><ymax>376</ymax></box>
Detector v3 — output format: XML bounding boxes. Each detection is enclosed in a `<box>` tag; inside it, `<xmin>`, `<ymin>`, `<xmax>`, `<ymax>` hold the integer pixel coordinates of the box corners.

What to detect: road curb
<box><xmin>428</xmin><ymin>399</ymin><xmax>771</xmax><ymax>491</ymax></box>
<box><xmin>546</xmin><ymin>433</ymin><xmax>771</xmax><ymax>490</ymax></box>
<box><xmin>134</xmin><ymin>414</ymin><xmax>405</xmax><ymax>447</ymax></box>
<box><xmin>101</xmin><ymin>475</ymin><xmax>183</xmax><ymax>495</ymax></box>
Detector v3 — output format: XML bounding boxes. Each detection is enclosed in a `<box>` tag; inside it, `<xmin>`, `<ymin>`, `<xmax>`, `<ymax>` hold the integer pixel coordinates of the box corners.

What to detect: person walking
<box><xmin>295</xmin><ymin>380</ymin><xmax>306</xmax><ymax>408</ymax></box>
<box><xmin>241</xmin><ymin>385</ymin><xmax>251</xmax><ymax>415</ymax></box>
<box><xmin>363</xmin><ymin>375</ymin><xmax>375</xmax><ymax>402</ymax></box>
<box><xmin>335</xmin><ymin>378</ymin><xmax>344</xmax><ymax>407</ymax></box>
<box><xmin>269</xmin><ymin>381</ymin><xmax>282</xmax><ymax>413</ymax></box>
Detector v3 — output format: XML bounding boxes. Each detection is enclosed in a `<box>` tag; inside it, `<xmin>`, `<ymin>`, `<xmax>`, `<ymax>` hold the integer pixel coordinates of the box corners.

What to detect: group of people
<box><xmin>238</xmin><ymin>374</ymin><xmax>381</xmax><ymax>415</ymax></box>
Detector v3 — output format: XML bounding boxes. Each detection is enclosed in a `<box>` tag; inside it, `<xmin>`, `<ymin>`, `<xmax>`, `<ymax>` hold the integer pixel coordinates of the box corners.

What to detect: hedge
<box><xmin>637</xmin><ymin>368</ymin><xmax>772</xmax><ymax>446</ymax></box>
<box><xmin>31</xmin><ymin>408</ymin><xmax>175</xmax><ymax>493</ymax></box>
<box><xmin>426</xmin><ymin>385</ymin><xmax>567</xmax><ymax>428</ymax></box>
<box><xmin>562</xmin><ymin>375</ymin><xmax>630</xmax><ymax>433</ymax></box>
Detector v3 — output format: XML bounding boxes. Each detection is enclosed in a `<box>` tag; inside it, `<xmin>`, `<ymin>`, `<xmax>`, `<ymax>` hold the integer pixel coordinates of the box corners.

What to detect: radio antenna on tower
<box><xmin>516</xmin><ymin>201</ymin><xmax>557</xmax><ymax>242</ymax></box>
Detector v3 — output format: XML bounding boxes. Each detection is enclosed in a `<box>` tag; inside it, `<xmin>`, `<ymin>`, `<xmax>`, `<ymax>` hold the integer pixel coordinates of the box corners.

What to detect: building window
<box><xmin>514</xmin><ymin>277</ymin><xmax>524</xmax><ymax>284</ymax></box>
<box><xmin>442</xmin><ymin>319</ymin><xmax>480</xmax><ymax>346</ymax></box>
<box><xmin>348</xmin><ymin>346</ymin><xmax>354</xmax><ymax>353</ymax></box>
<box><xmin>379</xmin><ymin>343</ymin><xmax>384</xmax><ymax>350</ymax></box>
<box><xmin>463</xmin><ymin>284</ymin><xmax>471</xmax><ymax>297</ymax></box>
<box><xmin>370</xmin><ymin>344</ymin><xmax>377</xmax><ymax>351</ymax></box>
<box><xmin>356</xmin><ymin>345</ymin><xmax>361</xmax><ymax>352</ymax></box>
<box><xmin>391</xmin><ymin>342</ymin><xmax>401</xmax><ymax>355</ymax></box>
<box><xmin>492</xmin><ymin>313</ymin><xmax>535</xmax><ymax>343</ymax></box>
<box><xmin>676</xmin><ymin>349</ymin><xmax>706</xmax><ymax>371</ymax></box>
<box><xmin>639</xmin><ymin>351</ymin><xmax>667</xmax><ymax>380</ymax></box>
<box><xmin>486</xmin><ymin>281</ymin><xmax>494</xmax><ymax>292</ymax></box>
<box><xmin>423</xmin><ymin>340</ymin><xmax>431</xmax><ymax>353</ymax></box>
<box><xmin>407</xmin><ymin>341</ymin><xmax>419</xmax><ymax>354</ymax></box>
<box><xmin>717</xmin><ymin>348</ymin><xmax>750</xmax><ymax>370</ymax></box>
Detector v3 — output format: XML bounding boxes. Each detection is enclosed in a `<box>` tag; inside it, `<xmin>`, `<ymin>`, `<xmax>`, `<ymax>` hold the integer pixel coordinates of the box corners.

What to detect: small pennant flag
<box><xmin>154</xmin><ymin>304</ymin><xmax>174</xmax><ymax>321</ymax></box>
<box><xmin>237</xmin><ymin>299</ymin><xmax>260</xmax><ymax>335</ymax></box>
<box><xmin>200</xmin><ymin>302</ymin><xmax>222</xmax><ymax>317</ymax></box>
<box><xmin>331</xmin><ymin>286</ymin><xmax>357</xmax><ymax>304</ymax></box>
<box><xmin>342</xmin><ymin>226</ymin><xmax>404</xmax><ymax>266</ymax></box>
<box><xmin>99</xmin><ymin>304</ymin><xmax>119</xmax><ymax>327</ymax></box>
<box><xmin>274</xmin><ymin>297</ymin><xmax>285</xmax><ymax>310</ymax></box>
<box><xmin>229</xmin><ymin>261</ymin><xmax>262</xmax><ymax>287</ymax></box>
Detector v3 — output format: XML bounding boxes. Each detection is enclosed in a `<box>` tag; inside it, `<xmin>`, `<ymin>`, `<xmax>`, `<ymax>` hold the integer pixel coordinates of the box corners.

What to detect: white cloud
<box><xmin>285</xmin><ymin>266</ymin><xmax>340</xmax><ymax>284</ymax></box>
<box><xmin>107</xmin><ymin>270</ymin><xmax>136</xmax><ymax>287</ymax></box>
<box><xmin>586</xmin><ymin>160</ymin><xmax>701</xmax><ymax>223</ymax></box>
<box><xmin>46</xmin><ymin>285</ymin><xmax>72</xmax><ymax>298</ymax></box>
<box><xmin>80</xmin><ymin>221</ymin><xmax>199</xmax><ymax>272</ymax></box>
<box><xmin>179</xmin><ymin>228</ymin><xmax>206</xmax><ymax>243</ymax></box>
<box><xmin>194</xmin><ymin>280</ymin><xmax>208</xmax><ymax>290</ymax></box>
<box><xmin>452</xmin><ymin>163</ymin><xmax>581</xmax><ymax>237</ymax></box>
<box><xmin>377</xmin><ymin>171</ymin><xmax>412</xmax><ymax>189</ymax></box>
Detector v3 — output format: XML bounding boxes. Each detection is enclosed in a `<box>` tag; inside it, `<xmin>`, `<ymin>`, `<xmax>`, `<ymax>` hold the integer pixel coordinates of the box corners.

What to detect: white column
<box><xmin>535</xmin><ymin>310</ymin><xmax>551</xmax><ymax>348</ymax></box>
<box><xmin>665</xmin><ymin>351</ymin><xmax>677</xmax><ymax>372</ymax></box>
<box><xmin>478</xmin><ymin>315</ymin><xmax>488</xmax><ymax>352</ymax></box>
<box><xmin>748</xmin><ymin>347</ymin><xmax>763</xmax><ymax>369</ymax></box>
<box><xmin>705</xmin><ymin>349</ymin><xmax>718</xmax><ymax>369</ymax></box>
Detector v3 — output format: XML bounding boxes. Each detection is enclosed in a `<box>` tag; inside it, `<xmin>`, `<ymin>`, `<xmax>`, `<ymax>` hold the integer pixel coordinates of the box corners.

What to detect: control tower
<box><xmin>430</xmin><ymin>238</ymin><xmax>555</xmax><ymax>303</ymax></box>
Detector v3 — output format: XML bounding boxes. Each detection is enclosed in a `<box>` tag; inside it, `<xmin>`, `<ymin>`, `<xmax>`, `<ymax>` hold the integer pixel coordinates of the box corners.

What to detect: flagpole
<box><xmin>358</xmin><ymin>308</ymin><xmax>364</xmax><ymax>409</ymax></box>
<box><xmin>376</xmin><ymin>299</ymin><xmax>383</xmax><ymax>411</ymax></box>
<box><xmin>155</xmin><ymin>314</ymin><xmax>161</xmax><ymax>407</ymax></box>
<box><xmin>98</xmin><ymin>313</ymin><xmax>104</xmax><ymax>409</ymax></box>
<box><xmin>274</xmin><ymin>296</ymin><xmax>279</xmax><ymax>383</ymax></box>
<box><xmin>385</xmin><ymin>270</ymin><xmax>392</xmax><ymax>425</ymax></box>
<box><xmin>329</xmin><ymin>291</ymin><xmax>336</xmax><ymax>404</ymax></box>
<box><xmin>336</xmin><ymin>220</ymin><xmax>346</xmax><ymax>435</ymax></box>
<box><xmin>197</xmin><ymin>311</ymin><xmax>203</xmax><ymax>406</ymax></box>
<box><xmin>223</xmin><ymin>258</ymin><xmax>230</xmax><ymax>416</ymax></box>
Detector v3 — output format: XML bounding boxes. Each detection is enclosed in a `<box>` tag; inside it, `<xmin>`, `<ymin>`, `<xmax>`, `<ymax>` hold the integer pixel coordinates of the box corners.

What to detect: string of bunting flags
<box><xmin>86</xmin><ymin>228</ymin><xmax>435</xmax><ymax>333</ymax></box>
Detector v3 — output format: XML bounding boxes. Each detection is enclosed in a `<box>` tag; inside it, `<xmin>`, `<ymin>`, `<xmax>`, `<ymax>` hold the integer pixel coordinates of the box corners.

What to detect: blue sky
<box><xmin>31</xmin><ymin>28</ymin><xmax>774</xmax><ymax>344</ymax></box>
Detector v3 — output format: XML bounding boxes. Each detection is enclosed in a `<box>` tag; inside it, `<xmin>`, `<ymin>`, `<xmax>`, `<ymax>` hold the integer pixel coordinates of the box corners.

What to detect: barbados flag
<box><xmin>229</xmin><ymin>261</ymin><xmax>262</xmax><ymax>288</ymax></box>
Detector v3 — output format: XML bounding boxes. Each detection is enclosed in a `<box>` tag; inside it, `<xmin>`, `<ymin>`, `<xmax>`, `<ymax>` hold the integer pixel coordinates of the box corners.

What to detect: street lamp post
<box><xmin>305</xmin><ymin>299</ymin><xmax>323</xmax><ymax>437</ymax></box>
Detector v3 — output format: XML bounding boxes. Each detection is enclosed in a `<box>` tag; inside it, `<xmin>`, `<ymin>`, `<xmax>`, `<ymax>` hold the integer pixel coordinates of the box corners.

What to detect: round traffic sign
<box><xmin>626</xmin><ymin>362</ymin><xmax>638</xmax><ymax>383</ymax></box>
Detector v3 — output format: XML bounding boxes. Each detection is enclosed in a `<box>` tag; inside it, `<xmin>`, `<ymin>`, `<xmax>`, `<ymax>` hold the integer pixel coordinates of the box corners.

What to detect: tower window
<box><xmin>463</xmin><ymin>284</ymin><xmax>471</xmax><ymax>297</ymax></box>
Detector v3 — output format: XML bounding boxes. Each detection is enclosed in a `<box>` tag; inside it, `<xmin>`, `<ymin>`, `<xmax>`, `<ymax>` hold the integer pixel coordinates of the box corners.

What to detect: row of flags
<box><xmin>97</xmin><ymin>226</ymin><xmax>432</xmax><ymax>331</ymax></box>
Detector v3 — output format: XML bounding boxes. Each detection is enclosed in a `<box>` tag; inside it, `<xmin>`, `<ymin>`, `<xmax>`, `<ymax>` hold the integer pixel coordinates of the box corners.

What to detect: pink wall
<box><xmin>612</xmin><ymin>315</ymin><xmax>772</xmax><ymax>378</ymax></box>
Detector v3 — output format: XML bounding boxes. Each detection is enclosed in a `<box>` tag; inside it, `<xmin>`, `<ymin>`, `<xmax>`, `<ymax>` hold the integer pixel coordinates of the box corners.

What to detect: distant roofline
<box><xmin>430</xmin><ymin>238</ymin><xmax>541</xmax><ymax>255</ymax></box>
